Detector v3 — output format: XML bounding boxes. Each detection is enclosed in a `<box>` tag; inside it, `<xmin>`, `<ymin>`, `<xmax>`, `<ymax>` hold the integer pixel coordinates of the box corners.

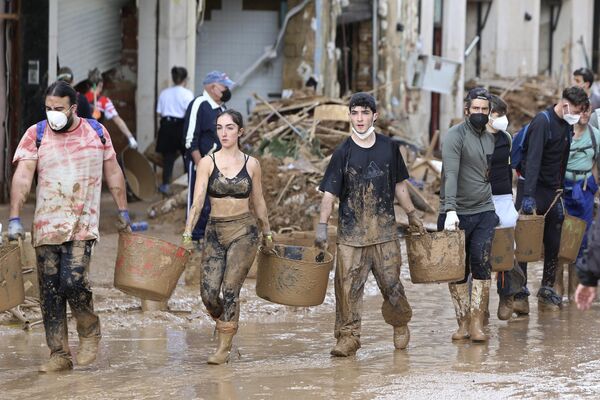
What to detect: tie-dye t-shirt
<box><xmin>13</xmin><ymin>119</ymin><xmax>116</xmax><ymax>247</ymax></box>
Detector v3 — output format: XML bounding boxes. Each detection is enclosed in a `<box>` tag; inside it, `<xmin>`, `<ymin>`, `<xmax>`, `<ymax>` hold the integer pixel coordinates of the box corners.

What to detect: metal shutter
<box><xmin>57</xmin><ymin>0</ymin><xmax>131</xmax><ymax>84</ymax></box>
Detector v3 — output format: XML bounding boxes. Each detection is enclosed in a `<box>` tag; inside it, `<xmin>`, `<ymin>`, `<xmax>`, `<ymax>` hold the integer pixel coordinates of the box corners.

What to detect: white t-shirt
<box><xmin>156</xmin><ymin>85</ymin><xmax>194</xmax><ymax>119</ymax></box>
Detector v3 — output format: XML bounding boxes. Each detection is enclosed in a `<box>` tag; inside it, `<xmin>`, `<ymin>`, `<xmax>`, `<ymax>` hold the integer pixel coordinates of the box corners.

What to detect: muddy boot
<box><xmin>497</xmin><ymin>295</ymin><xmax>514</xmax><ymax>321</ymax></box>
<box><xmin>449</xmin><ymin>282</ymin><xmax>470</xmax><ymax>341</ymax></box>
<box><xmin>207</xmin><ymin>320</ymin><xmax>237</xmax><ymax>365</ymax></box>
<box><xmin>76</xmin><ymin>337</ymin><xmax>100</xmax><ymax>366</ymax></box>
<box><xmin>39</xmin><ymin>355</ymin><xmax>73</xmax><ymax>373</ymax></box>
<box><xmin>330</xmin><ymin>336</ymin><xmax>360</xmax><ymax>357</ymax></box>
<box><xmin>554</xmin><ymin>264</ymin><xmax>565</xmax><ymax>299</ymax></box>
<box><xmin>469</xmin><ymin>279</ymin><xmax>490</xmax><ymax>342</ymax></box>
<box><xmin>568</xmin><ymin>263</ymin><xmax>580</xmax><ymax>302</ymax></box>
<box><xmin>393</xmin><ymin>326</ymin><xmax>410</xmax><ymax>350</ymax></box>
<box><xmin>537</xmin><ymin>286</ymin><xmax>561</xmax><ymax>312</ymax></box>
<box><xmin>513</xmin><ymin>293</ymin><xmax>530</xmax><ymax>315</ymax></box>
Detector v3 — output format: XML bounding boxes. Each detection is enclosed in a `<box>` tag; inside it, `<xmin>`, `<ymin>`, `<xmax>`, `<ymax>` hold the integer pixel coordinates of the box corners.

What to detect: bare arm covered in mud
<box><xmin>9</xmin><ymin>160</ymin><xmax>37</xmax><ymax>217</ymax></box>
<box><xmin>248</xmin><ymin>157</ymin><xmax>271</xmax><ymax>234</ymax></box>
<box><xmin>183</xmin><ymin>157</ymin><xmax>212</xmax><ymax>236</ymax></box>
<box><xmin>394</xmin><ymin>180</ymin><xmax>416</xmax><ymax>214</ymax></box>
<box><xmin>103</xmin><ymin>157</ymin><xmax>128</xmax><ymax>210</ymax></box>
<box><xmin>318</xmin><ymin>192</ymin><xmax>336</xmax><ymax>224</ymax></box>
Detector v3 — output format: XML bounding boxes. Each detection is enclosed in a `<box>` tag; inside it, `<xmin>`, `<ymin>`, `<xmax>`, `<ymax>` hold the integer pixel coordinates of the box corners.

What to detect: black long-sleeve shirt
<box><xmin>490</xmin><ymin>130</ymin><xmax>513</xmax><ymax>195</ymax></box>
<box><xmin>520</xmin><ymin>106</ymin><xmax>572</xmax><ymax>196</ymax></box>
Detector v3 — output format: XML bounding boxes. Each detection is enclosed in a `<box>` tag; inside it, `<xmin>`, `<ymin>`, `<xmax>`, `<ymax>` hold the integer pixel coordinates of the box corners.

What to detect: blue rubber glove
<box><xmin>521</xmin><ymin>196</ymin><xmax>536</xmax><ymax>215</ymax></box>
<box><xmin>117</xmin><ymin>210</ymin><xmax>132</xmax><ymax>233</ymax></box>
<box><xmin>7</xmin><ymin>217</ymin><xmax>24</xmax><ymax>241</ymax></box>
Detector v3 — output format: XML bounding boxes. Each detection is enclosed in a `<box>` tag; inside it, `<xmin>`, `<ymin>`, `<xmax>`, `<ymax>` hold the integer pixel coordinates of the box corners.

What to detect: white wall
<box><xmin>195</xmin><ymin>0</ymin><xmax>283</xmax><ymax>117</ymax></box>
<box><xmin>440</xmin><ymin>0</ymin><xmax>465</xmax><ymax>131</ymax></box>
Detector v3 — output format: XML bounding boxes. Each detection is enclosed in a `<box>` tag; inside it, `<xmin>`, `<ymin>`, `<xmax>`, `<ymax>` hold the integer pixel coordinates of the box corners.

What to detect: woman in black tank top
<box><xmin>182</xmin><ymin>110</ymin><xmax>272</xmax><ymax>365</ymax></box>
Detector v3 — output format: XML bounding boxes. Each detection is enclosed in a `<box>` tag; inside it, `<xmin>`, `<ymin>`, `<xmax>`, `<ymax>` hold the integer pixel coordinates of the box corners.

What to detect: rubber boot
<box><xmin>513</xmin><ymin>295</ymin><xmax>530</xmax><ymax>315</ymax></box>
<box><xmin>76</xmin><ymin>337</ymin><xmax>100</xmax><ymax>366</ymax></box>
<box><xmin>39</xmin><ymin>355</ymin><xmax>73</xmax><ymax>373</ymax></box>
<box><xmin>497</xmin><ymin>295</ymin><xmax>514</xmax><ymax>321</ymax></box>
<box><xmin>207</xmin><ymin>320</ymin><xmax>237</xmax><ymax>365</ymax></box>
<box><xmin>330</xmin><ymin>336</ymin><xmax>360</xmax><ymax>357</ymax></box>
<box><xmin>393</xmin><ymin>325</ymin><xmax>410</xmax><ymax>350</ymax></box>
<box><xmin>449</xmin><ymin>282</ymin><xmax>470</xmax><ymax>341</ymax></box>
<box><xmin>554</xmin><ymin>263</ymin><xmax>564</xmax><ymax>299</ymax></box>
<box><xmin>469</xmin><ymin>279</ymin><xmax>490</xmax><ymax>342</ymax></box>
<box><xmin>568</xmin><ymin>263</ymin><xmax>580</xmax><ymax>302</ymax></box>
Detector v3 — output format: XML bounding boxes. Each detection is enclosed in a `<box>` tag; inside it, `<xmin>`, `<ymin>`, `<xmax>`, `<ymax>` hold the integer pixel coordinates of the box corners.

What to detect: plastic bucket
<box><xmin>0</xmin><ymin>244</ymin><xmax>25</xmax><ymax>312</ymax></box>
<box><xmin>515</xmin><ymin>214</ymin><xmax>545</xmax><ymax>262</ymax></box>
<box><xmin>491</xmin><ymin>227</ymin><xmax>515</xmax><ymax>272</ymax></box>
<box><xmin>255</xmin><ymin>244</ymin><xmax>333</xmax><ymax>307</ymax></box>
<box><xmin>121</xmin><ymin>148</ymin><xmax>156</xmax><ymax>201</ymax></box>
<box><xmin>558</xmin><ymin>214</ymin><xmax>587</xmax><ymax>263</ymax></box>
<box><xmin>114</xmin><ymin>232</ymin><xmax>190</xmax><ymax>301</ymax></box>
<box><xmin>405</xmin><ymin>230</ymin><xmax>465</xmax><ymax>284</ymax></box>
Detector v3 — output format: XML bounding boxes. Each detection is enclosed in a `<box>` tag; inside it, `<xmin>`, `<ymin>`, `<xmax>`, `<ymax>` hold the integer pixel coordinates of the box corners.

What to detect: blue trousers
<box><xmin>563</xmin><ymin>175</ymin><xmax>598</xmax><ymax>262</ymax></box>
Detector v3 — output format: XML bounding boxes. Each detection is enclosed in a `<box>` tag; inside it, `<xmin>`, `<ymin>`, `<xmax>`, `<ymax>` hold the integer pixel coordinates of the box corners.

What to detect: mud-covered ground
<box><xmin>2</xmin><ymin>193</ymin><xmax>600</xmax><ymax>399</ymax></box>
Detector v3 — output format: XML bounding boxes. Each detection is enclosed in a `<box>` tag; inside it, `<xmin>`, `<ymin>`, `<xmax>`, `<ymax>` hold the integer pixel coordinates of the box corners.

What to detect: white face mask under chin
<box><xmin>46</xmin><ymin>110</ymin><xmax>68</xmax><ymax>130</ymax></box>
<box><xmin>352</xmin><ymin>125</ymin><xmax>375</xmax><ymax>140</ymax></box>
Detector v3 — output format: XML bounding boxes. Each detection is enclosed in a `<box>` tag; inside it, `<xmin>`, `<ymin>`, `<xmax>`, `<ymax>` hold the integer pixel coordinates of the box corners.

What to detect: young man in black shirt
<box><xmin>512</xmin><ymin>86</ymin><xmax>589</xmax><ymax>313</ymax></box>
<box><xmin>315</xmin><ymin>92</ymin><xmax>424</xmax><ymax>357</ymax></box>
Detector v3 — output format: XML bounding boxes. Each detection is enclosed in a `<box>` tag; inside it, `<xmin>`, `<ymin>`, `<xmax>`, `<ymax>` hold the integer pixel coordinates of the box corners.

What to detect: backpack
<box><xmin>510</xmin><ymin>110</ymin><xmax>550</xmax><ymax>171</ymax></box>
<box><xmin>35</xmin><ymin>118</ymin><xmax>106</xmax><ymax>149</ymax></box>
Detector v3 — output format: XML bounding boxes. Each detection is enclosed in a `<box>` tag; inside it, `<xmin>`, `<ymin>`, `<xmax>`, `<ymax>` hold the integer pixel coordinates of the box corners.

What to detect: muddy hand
<box><xmin>116</xmin><ymin>209</ymin><xmax>132</xmax><ymax>233</ymax></box>
<box><xmin>7</xmin><ymin>217</ymin><xmax>24</xmax><ymax>241</ymax></box>
<box><xmin>181</xmin><ymin>232</ymin><xmax>194</xmax><ymax>251</ymax></box>
<box><xmin>575</xmin><ymin>284</ymin><xmax>597</xmax><ymax>311</ymax></box>
<box><xmin>314</xmin><ymin>222</ymin><xmax>328</xmax><ymax>250</ymax></box>
<box><xmin>261</xmin><ymin>232</ymin><xmax>274</xmax><ymax>251</ymax></box>
<box><xmin>407</xmin><ymin>210</ymin><xmax>426</xmax><ymax>234</ymax></box>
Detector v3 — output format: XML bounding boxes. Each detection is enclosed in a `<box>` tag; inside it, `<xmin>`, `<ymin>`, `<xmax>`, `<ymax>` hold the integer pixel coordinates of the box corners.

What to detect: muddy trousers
<box><xmin>201</xmin><ymin>213</ymin><xmax>259</xmax><ymax>322</ymax></box>
<box><xmin>334</xmin><ymin>241</ymin><xmax>412</xmax><ymax>342</ymax></box>
<box><xmin>35</xmin><ymin>240</ymin><xmax>100</xmax><ymax>359</ymax></box>
<box><xmin>437</xmin><ymin>211</ymin><xmax>498</xmax><ymax>283</ymax></box>
<box><xmin>507</xmin><ymin>180</ymin><xmax>564</xmax><ymax>298</ymax></box>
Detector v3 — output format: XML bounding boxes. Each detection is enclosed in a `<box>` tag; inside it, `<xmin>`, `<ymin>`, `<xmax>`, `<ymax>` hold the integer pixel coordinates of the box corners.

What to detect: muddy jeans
<box><xmin>201</xmin><ymin>213</ymin><xmax>259</xmax><ymax>322</ymax></box>
<box><xmin>36</xmin><ymin>240</ymin><xmax>100</xmax><ymax>359</ymax></box>
<box><xmin>437</xmin><ymin>211</ymin><xmax>498</xmax><ymax>283</ymax></box>
<box><xmin>334</xmin><ymin>240</ymin><xmax>412</xmax><ymax>341</ymax></box>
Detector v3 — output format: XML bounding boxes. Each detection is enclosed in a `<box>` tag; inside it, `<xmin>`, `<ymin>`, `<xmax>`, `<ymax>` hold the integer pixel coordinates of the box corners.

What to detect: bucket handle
<box><xmin>517</xmin><ymin>190</ymin><xmax>562</xmax><ymax>218</ymax></box>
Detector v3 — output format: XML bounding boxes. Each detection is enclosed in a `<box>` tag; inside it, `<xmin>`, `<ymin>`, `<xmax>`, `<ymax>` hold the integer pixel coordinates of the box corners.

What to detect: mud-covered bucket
<box><xmin>255</xmin><ymin>244</ymin><xmax>333</xmax><ymax>307</ymax></box>
<box><xmin>515</xmin><ymin>214</ymin><xmax>545</xmax><ymax>262</ymax></box>
<box><xmin>559</xmin><ymin>213</ymin><xmax>587</xmax><ymax>263</ymax></box>
<box><xmin>491</xmin><ymin>227</ymin><xmax>515</xmax><ymax>272</ymax></box>
<box><xmin>405</xmin><ymin>230</ymin><xmax>466</xmax><ymax>284</ymax></box>
<box><xmin>0</xmin><ymin>243</ymin><xmax>25</xmax><ymax>312</ymax></box>
<box><xmin>114</xmin><ymin>232</ymin><xmax>190</xmax><ymax>301</ymax></box>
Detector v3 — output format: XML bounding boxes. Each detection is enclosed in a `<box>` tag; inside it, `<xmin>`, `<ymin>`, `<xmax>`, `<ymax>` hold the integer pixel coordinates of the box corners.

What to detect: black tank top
<box><xmin>207</xmin><ymin>154</ymin><xmax>253</xmax><ymax>199</ymax></box>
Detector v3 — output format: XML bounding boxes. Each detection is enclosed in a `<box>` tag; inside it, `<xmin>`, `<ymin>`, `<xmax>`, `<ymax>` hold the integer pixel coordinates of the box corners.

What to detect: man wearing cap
<box><xmin>56</xmin><ymin>67</ymin><xmax>92</xmax><ymax>119</ymax></box>
<box><xmin>440</xmin><ymin>87</ymin><xmax>498</xmax><ymax>343</ymax></box>
<box><xmin>182</xmin><ymin>71</ymin><xmax>233</xmax><ymax>253</ymax></box>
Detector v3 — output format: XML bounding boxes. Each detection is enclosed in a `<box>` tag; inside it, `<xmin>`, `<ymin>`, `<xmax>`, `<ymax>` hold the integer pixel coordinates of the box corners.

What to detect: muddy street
<box><xmin>2</xmin><ymin>196</ymin><xmax>600</xmax><ymax>399</ymax></box>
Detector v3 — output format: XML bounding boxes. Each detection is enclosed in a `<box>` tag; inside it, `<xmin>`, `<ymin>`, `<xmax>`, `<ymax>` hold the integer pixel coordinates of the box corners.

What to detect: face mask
<box><xmin>469</xmin><ymin>113</ymin><xmax>489</xmax><ymax>130</ymax></box>
<box><xmin>563</xmin><ymin>104</ymin><xmax>580</xmax><ymax>125</ymax></box>
<box><xmin>352</xmin><ymin>121</ymin><xmax>375</xmax><ymax>140</ymax></box>
<box><xmin>491</xmin><ymin>115</ymin><xmax>509</xmax><ymax>131</ymax></box>
<box><xmin>220</xmin><ymin>88</ymin><xmax>232</xmax><ymax>103</ymax></box>
<box><xmin>46</xmin><ymin>110</ymin><xmax>70</xmax><ymax>131</ymax></box>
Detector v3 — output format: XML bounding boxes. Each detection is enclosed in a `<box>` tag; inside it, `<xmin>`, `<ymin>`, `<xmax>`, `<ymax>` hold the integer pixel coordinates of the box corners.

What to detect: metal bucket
<box><xmin>121</xmin><ymin>148</ymin><xmax>157</xmax><ymax>201</ymax></box>
<box><xmin>114</xmin><ymin>232</ymin><xmax>190</xmax><ymax>301</ymax></box>
<box><xmin>515</xmin><ymin>214</ymin><xmax>545</xmax><ymax>262</ymax></box>
<box><xmin>255</xmin><ymin>244</ymin><xmax>333</xmax><ymax>307</ymax></box>
<box><xmin>0</xmin><ymin>243</ymin><xmax>25</xmax><ymax>312</ymax></box>
<box><xmin>491</xmin><ymin>227</ymin><xmax>515</xmax><ymax>272</ymax></box>
<box><xmin>405</xmin><ymin>230</ymin><xmax>466</xmax><ymax>284</ymax></box>
<box><xmin>558</xmin><ymin>214</ymin><xmax>587</xmax><ymax>263</ymax></box>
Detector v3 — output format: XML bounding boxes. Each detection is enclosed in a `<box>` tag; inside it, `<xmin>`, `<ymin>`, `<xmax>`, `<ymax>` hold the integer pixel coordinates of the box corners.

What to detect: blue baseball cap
<box><xmin>202</xmin><ymin>71</ymin><xmax>235</xmax><ymax>88</ymax></box>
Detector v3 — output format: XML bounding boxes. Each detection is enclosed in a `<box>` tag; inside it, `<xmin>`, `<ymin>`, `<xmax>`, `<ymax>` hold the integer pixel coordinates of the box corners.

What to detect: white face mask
<box><xmin>351</xmin><ymin>122</ymin><xmax>375</xmax><ymax>140</ymax></box>
<box><xmin>46</xmin><ymin>110</ymin><xmax>68</xmax><ymax>131</ymax></box>
<box><xmin>563</xmin><ymin>104</ymin><xmax>581</xmax><ymax>126</ymax></box>
<box><xmin>491</xmin><ymin>115</ymin><xmax>509</xmax><ymax>131</ymax></box>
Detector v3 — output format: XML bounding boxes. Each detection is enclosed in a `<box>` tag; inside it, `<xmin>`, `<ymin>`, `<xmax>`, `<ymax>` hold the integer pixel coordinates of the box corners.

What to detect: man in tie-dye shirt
<box><xmin>7</xmin><ymin>81</ymin><xmax>130</xmax><ymax>372</ymax></box>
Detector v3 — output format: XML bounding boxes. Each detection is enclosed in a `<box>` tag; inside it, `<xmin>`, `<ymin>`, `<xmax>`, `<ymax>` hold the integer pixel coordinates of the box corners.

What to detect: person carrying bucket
<box><xmin>439</xmin><ymin>87</ymin><xmax>498</xmax><ymax>343</ymax></box>
<box><xmin>559</xmin><ymin>104</ymin><xmax>600</xmax><ymax>300</ymax></box>
<box><xmin>315</xmin><ymin>92</ymin><xmax>424</xmax><ymax>357</ymax></box>
<box><xmin>485</xmin><ymin>95</ymin><xmax>520</xmax><ymax>321</ymax></box>
<box><xmin>509</xmin><ymin>86</ymin><xmax>589</xmax><ymax>313</ymax></box>
<box><xmin>182</xmin><ymin>109</ymin><xmax>273</xmax><ymax>365</ymax></box>
<box><xmin>7</xmin><ymin>81</ymin><xmax>131</xmax><ymax>372</ymax></box>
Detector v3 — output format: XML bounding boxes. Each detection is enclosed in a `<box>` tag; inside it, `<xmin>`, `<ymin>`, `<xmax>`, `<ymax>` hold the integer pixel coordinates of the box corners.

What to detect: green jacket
<box><xmin>440</xmin><ymin>119</ymin><xmax>495</xmax><ymax>215</ymax></box>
